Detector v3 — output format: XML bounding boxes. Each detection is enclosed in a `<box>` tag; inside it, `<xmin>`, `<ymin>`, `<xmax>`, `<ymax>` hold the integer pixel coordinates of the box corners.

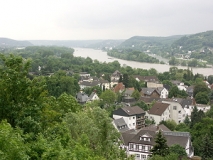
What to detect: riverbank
<box><xmin>73</xmin><ymin>48</ymin><xmax>213</xmax><ymax>76</ymax></box>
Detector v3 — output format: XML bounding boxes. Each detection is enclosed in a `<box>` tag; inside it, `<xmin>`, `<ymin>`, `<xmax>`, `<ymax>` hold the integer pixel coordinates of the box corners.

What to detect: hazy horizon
<box><xmin>1</xmin><ymin>0</ymin><xmax>213</xmax><ymax>40</ymax></box>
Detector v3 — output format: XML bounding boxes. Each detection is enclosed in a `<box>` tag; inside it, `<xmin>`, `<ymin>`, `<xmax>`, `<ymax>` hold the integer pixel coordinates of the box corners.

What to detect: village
<box><xmin>75</xmin><ymin>70</ymin><xmax>213</xmax><ymax>159</ymax></box>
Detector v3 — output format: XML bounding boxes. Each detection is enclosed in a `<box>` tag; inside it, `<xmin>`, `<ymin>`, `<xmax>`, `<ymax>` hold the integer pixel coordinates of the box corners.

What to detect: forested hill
<box><xmin>0</xmin><ymin>38</ymin><xmax>33</xmax><ymax>47</ymax></box>
<box><xmin>117</xmin><ymin>35</ymin><xmax>183</xmax><ymax>52</ymax></box>
<box><xmin>117</xmin><ymin>30</ymin><xmax>213</xmax><ymax>54</ymax></box>
<box><xmin>171</xmin><ymin>30</ymin><xmax>213</xmax><ymax>51</ymax></box>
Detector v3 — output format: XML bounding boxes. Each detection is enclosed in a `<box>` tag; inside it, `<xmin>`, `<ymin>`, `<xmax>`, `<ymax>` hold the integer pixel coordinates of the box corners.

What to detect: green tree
<box><xmin>0</xmin><ymin>121</ymin><xmax>29</xmax><ymax>160</ymax></box>
<box><xmin>151</xmin><ymin>131</ymin><xmax>170</xmax><ymax>157</ymax></box>
<box><xmin>159</xmin><ymin>120</ymin><xmax>177</xmax><ymax>131</ymax></box>
<box><xmin>169</xmin><ymin>144</ymin><xmax>187</xmax><ymax>157</ymax></box>
<box><xmin>201</xmin><ymin>134</ymin><xmax>213</xmax><ymax>160</ymax></box>
<box><xmin>100</xmin><ymin>90</ymin><xmax>116</xmax><ymax>105</ymax></box>
<box><xmin>190</xmin><ymin>106</ymin><xmax>205</xmax><ymax>128</ymax></box>
<box><xmin>133</xmin><ymin>101</ymin><xmax>149</xmax><ymax>111</ymax></box>
<box><xmin>195</xmin><ymin>91</ymin><xmax>210</xmax><ymax>104</ymax></box>
<box><xmin>123</xmin><ymin>73</ymin><xmax>129</xmax><ymax>88</ymax></box>
<box><xmin>131</xmin><ymin>90</ymin><xmax>141</xmax><ymax>100</ymax></box>
<box><xmin>193</xmin><ymin>82</ymin><xmax>210</xmax><ymax>97</ymax></box>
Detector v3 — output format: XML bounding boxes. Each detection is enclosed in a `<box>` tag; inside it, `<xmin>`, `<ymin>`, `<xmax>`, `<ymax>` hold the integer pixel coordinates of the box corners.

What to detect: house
<box><xmin>171</xmin><ymin>80</ymin><xmax>188</xmax><ymax>91</ymax></box>
<box><xmin>146</xmin><ymin>102</ymin><xmax>170</xmax><ymax>125</ymax></box>
<box><xmin>139</xmin><ymin>76</ymin><xmax>159</xmax><ymax>83</ymax></box>
<box><xmin>161</xmin><ymin>99</ymin><xmax>187</xmax><ymax>124</ymax></box>
<box><xmin>140</xmin><ymin>88</ymin><xmax>160</xmax><ymax>98</ymax></box>
<box><xmin>113</xmin><ymin>106</ymin><xmax>145</xmax><ymax>130</ymax></box>
<box><xmin>112</xmin><ymin>117</ymin><xmax>130</xmax><ymax>133</ymax></box>
<box><xmin>171</xmin><ymin>80</ymin><xmax>184</xmax><ymax>86</ymax></box>
<box><xmin>147</xmin><ymin>82</ymin><xmax>163</xmax><ymax>88</ymax></box>
<box><xmin>79</xmin><ymin>72</ymin><xmax>90</xmax><ymax>77</ymax></box>
<box><xmin>99</xmin><ymin>79</ymin><xmax>110</xmax><ymax>90</ymax></box>
<box><xmin>156</xmin><ymin>87</ymin><xmax>168</xmax><ymax>99</ymax></box>
<box><xmin>113</xmin><ymin>82</ymin><xmax>125</xmax><ymax>93</ymax></box>
<box><xmin>111</xmin><ymin>70</ymin><xmax>122</xmax><ymax>81</ymax></box>
<box><xmin>88</xmin><ymin>91</ymin><xmax>99</xmax><ymax>101</ymax></box>
<box><xmin>79</xmin><ymin>81</ymin><xmax>101</xmax><ymax>90</ymax></box>
<box><xmin>121</xmin><ymin>125</ymin><xmax>194</xmax><ymax>159</ymax></box>
<box><xmin>195</xmin><ymin>104</ymin><xmax>211</xmax><ymax>113</ymax></box>
<box><xmin>76</xmin><ymin>92</ymin><xmax>89</xmax><ymax>104</ymax></box>
<box><xmin>140</xmin><ymin>97</ymin><xmax>160</xmax><ymax>107</ymax></box>
<box><xmin>110</xmin><ymin>79</ymin><xmax>119</xmax><ymax>88</ymax></box>
<box><xmin>186</xmin><ymin>85</ymin><xmax>194</xmax><ymax>97</ymax></box>
<box><xmin>123</xmin><ymin>88</ymin><xmax>135</xmax><ymax>97</ymax></box>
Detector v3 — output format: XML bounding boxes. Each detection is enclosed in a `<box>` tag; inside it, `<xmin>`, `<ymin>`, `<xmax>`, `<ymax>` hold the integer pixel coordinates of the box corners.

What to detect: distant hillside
<box><xmin>117</xmin><ymin>35</ymin><xmax>183</xmax><ymax>52</ymax></box>
<box><xmin>0</xmin><ymin>38</ymin><xmax>33</xmax><ymax>48</ymax></box>
<box><xmin>86</xmin><ymin>39</ymin><xmax>124</xmax><ymax>49</ymax></box>
<box><xmin>29</xmin><ymin>39</ymin><xmax>124</xmax><ymax>49</ymax></box>
<box><xmin>29</xmin><ymin>40</ymin><xmax>102</xmax><ymax>48</ymax></box>
<box><xmin>171</xmin><ymin>30</ymin><xmax>213</xmax><ymax>51</ymax></box>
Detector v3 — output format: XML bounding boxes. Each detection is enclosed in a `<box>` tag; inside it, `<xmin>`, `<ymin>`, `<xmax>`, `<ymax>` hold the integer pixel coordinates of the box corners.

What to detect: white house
<box><xmin>162</xmin><ymin>100</ymin><xmax>186</xmax><ymax>124</ymax></box>
<box><xmin>146</xmin><ymin>102</ymin><xmax>170</xmax><ymax>125</ymax></box>
<box><xmin>88</xmin><ymin>92</ymin><xmax>99</xmax><ymax>101</ymax></box>
<box><xmin>156</xmin><ymin>87</ymin><xmax>169</xmax><ymax>99</ymax></box>
<box><xmin>100</xmin><ymin>79</ymin><xmax>110</xmax><ymax>90</ymax></box>
<box><xmin>113</xmin><ymin>106</ymin><xmax>145</xmax><ymax>130</ymax></box>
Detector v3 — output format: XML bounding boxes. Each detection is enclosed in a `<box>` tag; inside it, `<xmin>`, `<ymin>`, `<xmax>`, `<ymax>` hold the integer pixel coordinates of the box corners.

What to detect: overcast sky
<box><xmin>1</xmin><ymin>0</ymin><xmax>213</xmax><ymax>40</ymax></box>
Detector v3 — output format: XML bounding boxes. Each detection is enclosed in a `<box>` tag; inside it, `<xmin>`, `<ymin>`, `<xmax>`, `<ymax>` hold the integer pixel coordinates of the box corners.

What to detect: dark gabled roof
<box><xmin>180</xmin><ymin>98</ymin><xmax>193</xmax><ymax>108</ymax></box>
<box><xmin>123</xmin><ymin>88</ymin><xmax>135</xmax><ymax>96</ymax></box>
<box><xmin>142</xmin><ymin>76</ymin><xmax>159</xmax><ymax>82</ymax></box>
<box><xmin>163</xmin><ymin>131</ymin><xmax>190</xmax><ymax>148</ymax></box>
<box><xmin>76</xmin><ymin>92</ymin><xmax>89</xmax><ymax>103</ymax></box>
<box><xmin>140</xmin><ymin>96</ymin><xmax>160</xmax><ymax>103</ymax></box>
<box><xmin>163</xmin><ymin>84</ymin><xmax>171</xmax><ymax>91</ymax></box>
<box><xmin>114</xmin><ymin>117</ymin><xmax>126</xmax><ymax>127</ymax></box>
<box><xmin>148</xmin><ymin>102</ymin><xmax>170</xmax><ymax>116</ymax></box>
<box><xmin>99</xmin><ymin>79</ymin><xmax>109</xmax><ymax>83</ymax></box>
<box><xmin>113</xmin><ymin>106</ymin><xmax>145</xmax><ymax>117</ymax></box>
<box><xmin>113</xmin><ymin>118</ymin><xmax>130</xmax><ymax>133</ymax></box>
<box><xmin>112</xmin><ymin>70</ymin><xmax>121</xmax><ymax>76</ymax></box>
<box><xmin>171</xmin><ymin>80</ymin><xmax>182</xmax><ymax>85</ymax></box>
<box><xmin>121</xmin><ymin>106</ymin><xmax>145</xmax><ymax>115</ymax></box>
<box><xmin>121</xmin><ymin>129</ymin><xmax>139</xmax><ymax>146</ymax></box>
<box><xmin>79</xmin><ymin>81</ymin><xmax>100</xmax><ymax>87</ymax></box>
<box><xmin>159</xmin><ymin>98</ymin><xmax>183</xmax><ymax>104</ymax></box>
<box><xmin>141</xmin><ymin>88</ymin><xmax>155</xmax><ymax>95</ymax></box>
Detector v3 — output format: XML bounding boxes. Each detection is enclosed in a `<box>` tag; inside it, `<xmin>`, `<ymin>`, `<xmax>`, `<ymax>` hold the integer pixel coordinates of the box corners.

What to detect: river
<box><xmin>73</xmin><ymin>48</ymin><xmax>213</xmax><ymax>76</ymax></box>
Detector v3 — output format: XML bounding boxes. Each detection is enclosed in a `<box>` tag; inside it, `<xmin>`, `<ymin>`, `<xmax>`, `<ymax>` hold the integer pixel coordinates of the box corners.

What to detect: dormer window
<box><xmin>140</xmin><ymin>136</ymin><xmax>151</xmax><ymax>141</ymax></box>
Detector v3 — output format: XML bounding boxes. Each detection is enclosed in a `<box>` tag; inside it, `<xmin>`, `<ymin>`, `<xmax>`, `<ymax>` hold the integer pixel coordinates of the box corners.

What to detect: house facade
<box><xmin>113</xmin><ymin>106</ymin><xmax>145</xmax><ymax>130</ymax></box>
<box><xmin>140</xmin><ymin>88</ymin><xmax>160</xmax><ymax>98</ymax></box>
<box><xmin>156</xmin><ymin>87</ymin><xmax>168</xmax><ymax>99</ymax></box>
<box><xmin>162</xmin><ymin>100</ymin><xmax>186</xmax><ymax>124</ymax></box>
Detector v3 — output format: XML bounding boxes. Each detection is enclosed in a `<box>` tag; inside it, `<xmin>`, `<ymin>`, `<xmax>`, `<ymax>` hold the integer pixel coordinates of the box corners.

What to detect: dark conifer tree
<box><xmin>151</xmin><ymin>131</ymin><xmax>170</xmax><ymax>157</ymax></box>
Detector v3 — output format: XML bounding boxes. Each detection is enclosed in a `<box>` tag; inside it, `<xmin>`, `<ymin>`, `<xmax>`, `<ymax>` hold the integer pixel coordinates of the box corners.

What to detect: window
<box><xmin>142</xmin><ymin>155</ymin><xmax>146</xmax><ymax>159</ymax></box>
<box><xmin>173</xmin><ymin>106</ymin><xmax>177</xmax><ymax>110</ymax></box>
<box><xmin>136</xmin><ymin>154</ymin><xmax>140</xmax><ymax>158</ymax></box>
<box><xmin>129</xmin><ymin>117</ymin><xmax>131</xmax><ymax>120</ymax></box>
<box><xmin>129</xmin><ymin>144</ymin><xmax>133</xmax><ymax>149</ymax></box>
<box><xmin>178</xmin><ymin>110</ymin><xmax>181</xmax><ymax>113</ymax></box>
<box><xmin>133</xmin><ymin>116</ymin><xmax>135</xmax><ymax>119</ymax></box>
<box><xmin>136</xmin><ymin>145</ymin><xmax>139</xmax><ymax>150</ymax></box>
<box><xmin>133</xmin><ymin>123</ymin><xmax>135</xmax><ymax>126</ymax></box>
<box><xmin>142</xmin><ymin>145</ymin><xmax>145</xmax><ymax>151</ymax></box>
<box><xmin>148</xmin><ymin>146</ymin><xmax>152</xmax><ymax>151</ymax></box>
